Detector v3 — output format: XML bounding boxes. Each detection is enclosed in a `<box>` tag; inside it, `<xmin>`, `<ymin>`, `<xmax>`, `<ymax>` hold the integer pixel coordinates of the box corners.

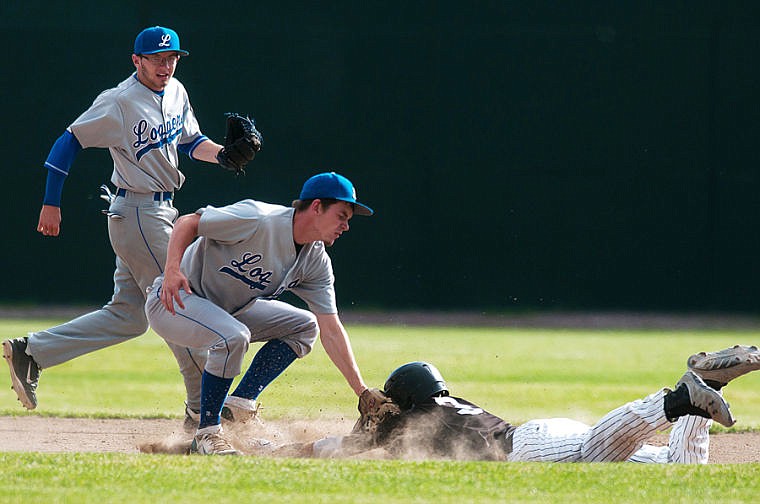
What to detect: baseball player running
<box><xmin>290</xmin><ymin>345</ymin><xmax>760</xmax><ymax>463</ymax></box>
<box><xmin>2</xmin><ymin>26</ymin><xmax>260</xmax><ymax>426</ymax></box>
<box><xmin>145</xmin><ymin>172</ymin><xmax>387</xmax><ymax>455</ymax></box>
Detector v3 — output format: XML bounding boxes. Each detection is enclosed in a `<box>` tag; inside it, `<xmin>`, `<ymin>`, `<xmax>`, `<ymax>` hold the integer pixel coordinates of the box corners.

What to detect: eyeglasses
<box><xmin>140</xmin><ymin>54</ymin><xmax>180</xmax><ymax>66</ymax></box>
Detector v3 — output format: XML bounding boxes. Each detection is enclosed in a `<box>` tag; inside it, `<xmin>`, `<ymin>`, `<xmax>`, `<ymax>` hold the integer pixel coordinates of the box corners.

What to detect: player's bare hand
<box><xmin>160</xmin><ymin>269</ymin><xmax>192</xmax><ymax>315</ymax></box>
<box><xmin>38</xmin><ymin>205</ymin><xmax>62</xmax><ymax>236</ymax></box>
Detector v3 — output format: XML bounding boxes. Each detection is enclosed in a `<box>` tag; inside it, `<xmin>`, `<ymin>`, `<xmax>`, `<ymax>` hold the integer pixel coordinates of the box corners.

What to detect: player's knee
<box><xmin>208</xmin><ymin>329</ymin><xmax>250</xmax><ymax>377</ymax></box>
<box><xmin>109</xmin><ymin>307</ymin><xmax>149</xmax><ymax>336</ymax></box>
<box><xmin>222</xmin><ymin>329</ymin><xmax>251</xmax><ymax>354</ymax></box>
<box><xmin>283</xmin><ymin>314</ymin><xmax>318</xmax><ymax>357</ymax></box>
<box><xmin>115</xmin><ymin>311</ymin><xmax>148</xmax><ymax>337</ymax></box>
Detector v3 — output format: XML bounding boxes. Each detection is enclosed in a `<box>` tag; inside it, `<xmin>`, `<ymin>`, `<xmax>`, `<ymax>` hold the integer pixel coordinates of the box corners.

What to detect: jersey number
<box><xmin>434</xmin><ymin>396</ymin><xmax>484</xmax><ymax>416</ymax></box>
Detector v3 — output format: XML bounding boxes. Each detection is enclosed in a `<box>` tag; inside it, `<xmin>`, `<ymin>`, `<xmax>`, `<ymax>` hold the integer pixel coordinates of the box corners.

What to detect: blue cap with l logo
<box><xmin>134</xmin><ymin>26</ymin><xmax>189</xmax><ymax>56</ymax></box>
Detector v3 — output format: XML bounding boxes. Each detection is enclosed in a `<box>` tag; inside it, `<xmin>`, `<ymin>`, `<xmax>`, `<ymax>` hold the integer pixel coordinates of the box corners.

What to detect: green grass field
<box><xmin>1</xmin><ymin>317</ymin><xmax>759</xmax><ymax>503</ymax></box>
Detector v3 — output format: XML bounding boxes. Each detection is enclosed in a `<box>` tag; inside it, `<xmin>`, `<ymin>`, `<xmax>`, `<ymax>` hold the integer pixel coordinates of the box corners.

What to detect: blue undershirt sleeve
<box><xmin>179</xmin><ymin>135</ymin><xmax>210</xmax><ymax>160</ymax></box>
<box><xmin>43</xmin><ymin>131</ymin><xmax>82</xmax><ymax>207</ymax></box>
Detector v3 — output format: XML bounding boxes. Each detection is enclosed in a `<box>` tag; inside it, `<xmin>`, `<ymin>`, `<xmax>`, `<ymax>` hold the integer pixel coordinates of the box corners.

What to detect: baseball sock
<box><xmin>230</xmin><ymin>339</ymin><xmax>297</xmax><ymax>400</ymax></box>
<box><xmin>199</xmin><ymin>371</ymin><xmax>234</xmax><ymax>429</ymax></box>
<box><xmin>663</xmin><ymin>382</ymin><xmax>711</xmax><ymax>422</ymax></box>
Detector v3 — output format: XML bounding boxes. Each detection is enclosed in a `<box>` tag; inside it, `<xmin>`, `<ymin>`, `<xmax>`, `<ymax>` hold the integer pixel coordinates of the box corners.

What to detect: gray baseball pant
<box><xmin>26</xmin><ymin>190</ymin><xmax>207</xmax><ymax>409</ymax></box>
<box><xmin>145</xmin><ymin>276</ymin><xmax>318</xmax><ymax>379</ymax></box>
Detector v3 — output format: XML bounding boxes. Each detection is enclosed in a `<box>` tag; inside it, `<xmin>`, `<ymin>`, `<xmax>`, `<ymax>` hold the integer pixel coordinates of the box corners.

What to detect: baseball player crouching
<box><xmin>145</xmin><ymin>172</ymin><xmax>386</xmax><ymax>455</ymax></box>
<box><xmin>285</xmin><ymin>345</ymin><xmax>760</xmax><ymax>463</ymax></box>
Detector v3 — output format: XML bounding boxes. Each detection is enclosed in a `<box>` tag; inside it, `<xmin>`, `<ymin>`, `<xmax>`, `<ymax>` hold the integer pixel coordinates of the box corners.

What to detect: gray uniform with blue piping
<box><xmin>26</xmin><ymin>72</ymin><xmax>209</xmax><ymax>410</ymax></box>
<box><xmin>145</xmin><ymin>199</ymin><xmax>336</xmax><ymax>380</ymax></box>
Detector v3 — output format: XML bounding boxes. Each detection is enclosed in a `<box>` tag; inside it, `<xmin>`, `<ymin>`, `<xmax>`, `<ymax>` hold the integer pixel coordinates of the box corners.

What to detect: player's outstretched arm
<box><xmin>37</xmin><ymin>205</ymin><xmax>62</xmax><ymax>237</ymax></box>
<box><xmin>311</xmin><ymin>433</ymin><xmax>377</xmax><ymax>458</ymax></box>
<box><xmin>189</xmin><ymin>139</ymin><xmax>225</xmax><ymax>164</ymax></box>
<box><xmin>316</xmin><ymin>313</ymin><xmax>369</xmax><ymax>397</ymax></box>
<box><xmin>272</xmin><ymin>441</ymin><xmax>316</xmax><ymax>458</ymax></box>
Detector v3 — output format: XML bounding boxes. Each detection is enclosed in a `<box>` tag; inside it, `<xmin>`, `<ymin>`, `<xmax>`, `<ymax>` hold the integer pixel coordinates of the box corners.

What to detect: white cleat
<box><xmin>221</xmin><ymin>396</ymin><xmax>260</xmax><ymax>425</ymax></box>
<box><xmin>190</xmin><ymin>425</ymin><xmax>238</xmax><ymax>455</ymax></box>
<box><xmin>687</xmin><ymin>345</ymin><xmax>760</xmax><ymax>387</ymax></box>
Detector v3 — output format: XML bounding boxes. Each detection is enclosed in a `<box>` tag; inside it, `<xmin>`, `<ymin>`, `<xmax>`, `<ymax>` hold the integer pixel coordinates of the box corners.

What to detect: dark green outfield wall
<box><xmin>2</xmin><ymin>2</ymin><xmax>760</xmax><ymax>312</ymax></box>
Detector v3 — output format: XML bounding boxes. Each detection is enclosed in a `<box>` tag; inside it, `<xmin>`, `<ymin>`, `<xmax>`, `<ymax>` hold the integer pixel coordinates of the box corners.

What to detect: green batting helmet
<box><xmin>383</xmin><ymin>361</ymin><xmax>449</xmax><ymax>410</ymax></box>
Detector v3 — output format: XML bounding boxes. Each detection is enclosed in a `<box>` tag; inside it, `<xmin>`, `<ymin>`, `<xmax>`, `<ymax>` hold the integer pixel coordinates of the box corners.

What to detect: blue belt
<box><xmin>115</xmin><ymin>188</ymin><xmax>173</xmax><ymax>201</ymax></box>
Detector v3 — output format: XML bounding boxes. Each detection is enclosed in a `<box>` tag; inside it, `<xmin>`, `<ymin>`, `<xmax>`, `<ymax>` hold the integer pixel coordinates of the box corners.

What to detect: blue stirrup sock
<box><xmin>198</xmin><ymin>371</ymin><xmax>234</xmax><ymax>429</ymax></box>
<box><xmin>230</xmin><ymin>339</ymin><xmax>297</xmax><ymax>400</ymax></box>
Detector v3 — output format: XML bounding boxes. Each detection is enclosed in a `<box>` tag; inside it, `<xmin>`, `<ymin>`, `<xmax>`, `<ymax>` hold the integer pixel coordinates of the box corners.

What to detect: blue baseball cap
<box><xmin>134</xmin><ymin>26</ymin><xmax>189</xmax><ymax>56</ymax></box>
<box><xmin>299</xmin><ymin>172</ymin><xmax>373</xmax><ymax>216</ymax></box>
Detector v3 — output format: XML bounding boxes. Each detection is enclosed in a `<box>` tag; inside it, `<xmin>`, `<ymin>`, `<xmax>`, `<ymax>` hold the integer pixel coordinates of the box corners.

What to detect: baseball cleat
<box><xmin>676</xmin><ymin>370</ymin><xmax>735</xmax><ymax>427</ymax></box>
<box><xmin>191</xmin><ymin>425</ymin><xmax>238</xmax><ymax>455</ymax></box>
<box><xmin>183</xmin><ymin>403</ymin><xmax>200</xmax><ymax>433</ymax></box>
<box><xmin>2</xmin><ymin>337</ymin><xmax>40</xmax><ymax>410</ymax></box>
<box><xmin>221</xmin><ymin>396</ymin><xmax>260</xmax><ymax>425</ymax></box>
<box><xmin>687</xmin><ymin>345</ymin><xmax>760</xmax><ymax>388</ymax></box>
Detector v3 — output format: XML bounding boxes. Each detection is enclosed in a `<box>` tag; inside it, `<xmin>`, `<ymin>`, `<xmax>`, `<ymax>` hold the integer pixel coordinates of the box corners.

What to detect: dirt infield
<box><xmin>0</xmin><ymin>416</ymin><xmax>355</xmax><ymax>456</ymax></box>
<box><xmin>0</xmin><ymin>415</ymin><xmax>758</xmax><ymax>463</ymax></box>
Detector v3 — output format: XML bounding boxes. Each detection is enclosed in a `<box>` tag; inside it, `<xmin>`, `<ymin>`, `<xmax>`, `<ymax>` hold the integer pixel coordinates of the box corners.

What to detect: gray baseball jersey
<box><xmin>145</xmin><ymin>199</ymin><xmax>335</xmax><ymax>380</ymax></box>
<box><xmin>69</xmin><ymin>74</ymin><xmax>206</xmax><ymax>192</ymax></box>
<box><xmin>184</xmin><ymin>199</ymin><xmax>337</xmax><ymax>315</ymax></box>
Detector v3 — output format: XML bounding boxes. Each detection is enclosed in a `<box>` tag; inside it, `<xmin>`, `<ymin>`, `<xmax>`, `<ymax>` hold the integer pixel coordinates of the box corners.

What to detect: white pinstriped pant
<box><xmin>507</xmin><ymin>389</ymin><xmax>712</xmax><ymax>464</ymax></box>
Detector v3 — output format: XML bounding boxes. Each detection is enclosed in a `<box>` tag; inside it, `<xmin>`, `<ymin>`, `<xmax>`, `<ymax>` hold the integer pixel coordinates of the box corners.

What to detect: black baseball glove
<box><xmin>216</xmin><ymin>113</ymin><xmax>263</xmax><ymax>175</ymax></box>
